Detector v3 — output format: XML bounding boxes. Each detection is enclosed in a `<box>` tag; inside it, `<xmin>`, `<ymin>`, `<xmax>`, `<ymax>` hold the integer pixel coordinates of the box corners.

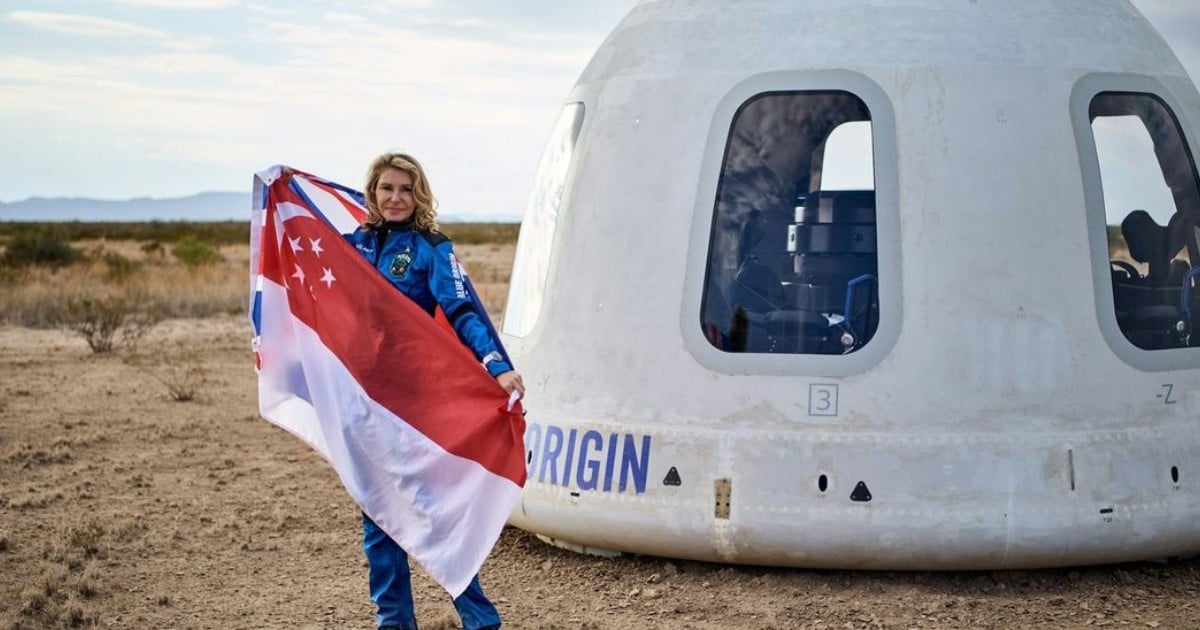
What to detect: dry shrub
<box><xmin>70</xmin><ymin>564</ymin><xmax>101</xmax><ymax>599</ymax></box>
<box><xmin>9</xmin><ymin>491</ymin><xmax>63</xmax><ymax>510</ymax></box>
<box><xmin>102</xmin><ymin>252</ymin><xmax>141</xmax><ymax>282</ymax></box>
<box><xmin>172</xmin><ymin>235</ymin><xmax>222</xmax><ymax>267</ymax></box>
<box><xmin>112</xmin><ymin>517</ymin><xmax>150</xmax><ymax>543</ymax></box>
<box><xmin>2</xmin><ymin>225</ymin><xmax>79</xmax><ymax>267</ymax></box>
<box><xmin>11</xmin><ymin>563</ymin><xmax>99</xmax><ymax>628</ymax></box>
<box><xmin>125</xmin><ymin>341</ymin><xmax>206</xmax><ymax>402</ymax></box>
<box><xmin>15</xmin><ymin>591</ymin><xmax>98</xmax><ymax>628</ymax></box>
<box><xmin>57</xmin><ymin>599</ymin><xmax>89</xmax><ymax>627</ymax></box>
<box><xmin>5</xmin><ymin>442</ymin><xmax>72</xmax><ymax>467</ymax></box>
<box><xmin>36</xmin><ymin>565</ymin><xmax>69</xmax><ymax>597</ymax></box>
<box><xmin>64</xmin><ymin>523</ymin><xmax>106</xmax><ymax>558</ymax></box>
<box><xmin>81</xmin><ymin>242</ymin><xmax>141</xmax><ymax>283</ymax></box>
<box><xmin>141</xmin><ymin>240</ymin><xmax>165</xmax><ymax>260</ymax></box>
<box><xmin>18</xmin><ymin>584</ymin><xmax>48</xmax><ymax>615</ymax></box>
<box><xmin>61</xmin><ymin>295</ymin><xmax>161</xmax><ymax>354</ymax></box>
<box><xmin>52</xmin><ymin>430</ymin><xmax>107</xmax><ymax>450</ymax></box>
<box><xmin>42</xmin><ymin>522</ymin><xmax>107</xmax><ymax>567</ymax></box>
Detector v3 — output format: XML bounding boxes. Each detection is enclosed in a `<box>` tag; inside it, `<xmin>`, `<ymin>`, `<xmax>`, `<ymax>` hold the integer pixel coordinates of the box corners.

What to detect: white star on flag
<box><xmin>289</xmin><ymin>236</ymin><xmax>303</xmax><ymax>253</ymax></box>
<box><xmin>310</xmin><ymin>238</ymin><xmax>324</xmax><ymax>257</ymax></box>
<box><xmin>291</xmin><ymin>264</ymin><xmax>306</xmax><ymax>286</ymax></box>
<box><xmin>320</xmin><ymin>267</ymin><xmax>336</xmax><ymax>288</ymax></box>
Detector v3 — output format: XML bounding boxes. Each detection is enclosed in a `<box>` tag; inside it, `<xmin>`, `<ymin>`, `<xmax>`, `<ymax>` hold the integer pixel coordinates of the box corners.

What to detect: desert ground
<box><xmin>3</xmin><ymin>239</ymin><xmax>1200</xmax><ymax>629</ymax></box>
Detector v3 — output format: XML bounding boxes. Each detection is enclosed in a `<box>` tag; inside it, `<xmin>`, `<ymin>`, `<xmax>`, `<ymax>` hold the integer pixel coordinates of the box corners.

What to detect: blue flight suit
<box><xmin>346</xmin><ymin>219</ymin><xmax>513</xmax><ymax>378</ymax></box>
<box><xmin>347</xmin><ymin>218</ymin><xmax>506</xmax><ymax>630</ymax></box>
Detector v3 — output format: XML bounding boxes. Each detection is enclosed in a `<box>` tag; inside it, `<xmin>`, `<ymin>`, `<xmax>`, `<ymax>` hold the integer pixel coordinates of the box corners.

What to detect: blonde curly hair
<box><xmin>363</xmin><ymin>152</ymin><xmax>439</xmax><ymax>232</ymax></box>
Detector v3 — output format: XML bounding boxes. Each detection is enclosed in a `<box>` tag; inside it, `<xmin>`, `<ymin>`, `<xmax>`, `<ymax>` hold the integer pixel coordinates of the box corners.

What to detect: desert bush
<box><xmin>140</xmin><ymin>240</ymin><xmax>165</xmax><ymax>259</ymax></box>
<box><xmin>60</xmin><ymin>295</ymin><xmax>161</xmax><ymax>354</ymax></box>
<box><xmin>2</xmin><ymin>226</ymin><xmax>79</xmax><ymax>267</ymax></box>
<box><xmin>102</xmin><ymin>252</ymin><xmax>141</xmax><ymax>282</ymax></box>
<box><xmin>125</xmin><ymin>341</ymin><xmax>206</xmax><ymax>402</ymax></box>
<box><xmin>64</xmin><ymin>523</ymin><xmax>105</xmax><ymax>558</ymax></box>
<box><xmin>18</xmin><ymin>584</ymin><xmax>48</xmax><ymax>615</ymax></box>
<box><xmin>172</xmin><ymin>235</ymin><xmax>222</xmax><ymax>267</ymax></box>
<box><xmin>71</xmin><ymin>572</ymin><xmax>99</xmax><ymax>599</ymax></box>
<box><xmin>58</xmin><ymin>597</ymin><xmax>95</xmax><ymax>628</ymax></box>
<box><xmin>10</xmin><ymin>559</ymin><xmax>101</xmax><ymax>629</ymax></box>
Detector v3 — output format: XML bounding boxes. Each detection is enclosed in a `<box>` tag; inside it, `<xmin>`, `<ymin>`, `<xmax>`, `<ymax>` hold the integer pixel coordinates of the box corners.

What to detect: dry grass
<box><xmin>0</xmin><ymin>225</ymin><xmax>516</xmax><ymax>328</ymax></box>
<box><xmin>124</xmin><ymin>340</ymin><xmax>207</xmax><ymax>402</ymax></box>
<box><xmin>0</xmin><ymin>243</ymin><xmax>246</xmax><ymax>328</ymax></box>
<box><xmin>5</xmin><ymin>524</ymin><xmax>107</xmax><ymax>628</ymax></box>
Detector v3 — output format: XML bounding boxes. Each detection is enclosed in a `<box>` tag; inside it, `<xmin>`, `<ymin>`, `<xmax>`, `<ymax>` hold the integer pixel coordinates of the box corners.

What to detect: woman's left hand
<box><xmin>496</xmin><ymin>370</ymin><xmax>525</xmax><ymax>397</ymax></box>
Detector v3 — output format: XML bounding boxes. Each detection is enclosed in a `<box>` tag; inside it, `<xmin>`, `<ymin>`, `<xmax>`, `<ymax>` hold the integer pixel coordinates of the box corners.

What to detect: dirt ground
<box><xmin>3</xmin><ymin>312</ymin><xmax>1200</xmax><ymax>628</ymax></box>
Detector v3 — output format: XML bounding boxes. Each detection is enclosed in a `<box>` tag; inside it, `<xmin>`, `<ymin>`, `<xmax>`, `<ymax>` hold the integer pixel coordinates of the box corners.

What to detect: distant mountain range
<box><xmin>0</xmin><ymin>192</ymin><xmax>520</xmax><ymax>223</ymax></box>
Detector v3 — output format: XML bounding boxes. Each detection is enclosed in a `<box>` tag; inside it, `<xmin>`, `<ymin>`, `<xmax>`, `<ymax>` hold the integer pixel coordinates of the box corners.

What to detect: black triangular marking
<box><xmin>850</xmin><ymin>480</ymin><xmax>872</xmax><ymax>502</ymax></box>
<box><xmin>663</xmin><ymin>466</ymin><xmax>682</xmax><ymax>486</ymax></box>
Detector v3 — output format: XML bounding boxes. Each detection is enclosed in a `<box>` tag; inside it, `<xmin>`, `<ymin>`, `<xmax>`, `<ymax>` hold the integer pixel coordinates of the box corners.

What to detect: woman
<box><xmin>346</xmin><ymin>152</ymin><xmax>523</xmax><ymax>630</ymax></box>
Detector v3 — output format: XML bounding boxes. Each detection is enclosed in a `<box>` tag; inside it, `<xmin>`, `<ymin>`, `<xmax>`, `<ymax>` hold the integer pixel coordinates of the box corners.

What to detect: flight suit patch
<box><xmin>390</xmin><ymin>250</ymin><xmax>413</xmax><ymax>277</ymax></box>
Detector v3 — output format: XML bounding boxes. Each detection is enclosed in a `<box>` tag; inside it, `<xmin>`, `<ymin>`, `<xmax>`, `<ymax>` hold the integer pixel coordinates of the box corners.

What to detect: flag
<box><xmin>248</xmin><ymin>165</ymin><xmax>526</xmax><ymax>597</ymax></box>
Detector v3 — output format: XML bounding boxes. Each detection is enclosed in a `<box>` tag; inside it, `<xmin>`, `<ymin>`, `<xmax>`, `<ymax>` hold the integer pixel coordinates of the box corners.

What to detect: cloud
<box><xmin>0</xmin><ymin>0</ymin><xmax>610</xmax><ymax>210</ymax></box>
<box><xmin>378</xmin><ymin>0</ymin><xmax>436</xmax><ymax>8</ymax></box>
<box><xmin>243</xmin><ymin>2</ymin><xmax>288</xmax><ymax>16</ymax></box>
<box><xmin>0</xmin><ymin>11</ymin><xmax>591</xmax><ymax>164</ymax></box>
<box><xmin>324</xmin><ymin>12</ymin><xmax>366</xmax><ymax>25</ymax></box>
<box><xmin>251</xmin><ymin>18</ymin><xmax>592</xmax><ymax>109</ymax></box>
<box><xmin>5</xmin><ymin>10</ymin><xmax>165</xmax><ymax>38</ymax></box>
<box><xmin>108</xmin><ymin>0</ymin><xmax>239</xmax><ymax>8</ymax></box>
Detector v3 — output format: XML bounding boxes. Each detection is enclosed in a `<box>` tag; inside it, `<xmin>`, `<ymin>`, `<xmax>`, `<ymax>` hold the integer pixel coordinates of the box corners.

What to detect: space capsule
<box><xmin>500</xmin><ymin>0</ymin><xmax>1200</xmax><ymax>569</ymax></box>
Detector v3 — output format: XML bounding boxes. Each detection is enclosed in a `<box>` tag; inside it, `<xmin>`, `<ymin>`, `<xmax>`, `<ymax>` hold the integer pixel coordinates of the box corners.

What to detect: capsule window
<box><xmin>700</xmin><ymin>91</ymin><xmax>878</xmax><ymax>355</ymax></box>
<box><xmin>503</xmin><ymin>102</ymin><xmax>585</xmax><ymax>337</ymax></box>
<box><xmin>1089</xmin><ymin>92</ymin><xmax>1200</xmax><ymax>351</ymax></box>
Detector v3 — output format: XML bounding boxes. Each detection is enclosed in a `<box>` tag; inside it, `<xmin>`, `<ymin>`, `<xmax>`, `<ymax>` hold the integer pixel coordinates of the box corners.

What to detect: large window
<box><xmin>700</xmin><ymin>91</ymin><xmax>879</xmax><ymax>355</ymax></box>
<box><xmin>502</xmin><ymin>103</ymin><xmax>584</xmax><ymax>337</ymax></box>
<box><xmin>1090</xmin><ymin>92</ymin><xmax>1200</xmax><ymax>350</ymax></box>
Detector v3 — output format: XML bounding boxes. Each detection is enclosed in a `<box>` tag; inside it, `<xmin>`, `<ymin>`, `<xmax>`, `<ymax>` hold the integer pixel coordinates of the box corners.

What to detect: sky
<box><xmin>0</xmin><ymin>0</ymin><xmax>1197</xmax><ymax>220</ymax></box>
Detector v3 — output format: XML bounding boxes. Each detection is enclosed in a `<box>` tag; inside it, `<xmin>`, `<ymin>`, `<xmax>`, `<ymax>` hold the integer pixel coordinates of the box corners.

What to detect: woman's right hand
<box><xmin>496</xmin><ymin>370</ymin><xmax>525</xmax><ymax>397</ymax></box>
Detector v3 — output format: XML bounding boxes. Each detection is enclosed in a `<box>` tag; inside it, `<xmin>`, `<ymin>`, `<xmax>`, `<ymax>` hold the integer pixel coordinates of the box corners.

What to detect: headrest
<box><xmin>1122</xmin><ymin>210</ymin><xmax>1172</xmax><ymax>267</ymax></box>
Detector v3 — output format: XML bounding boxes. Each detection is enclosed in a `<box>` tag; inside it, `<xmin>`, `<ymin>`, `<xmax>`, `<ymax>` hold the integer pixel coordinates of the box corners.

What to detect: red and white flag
<box><xmin>248</xmin><ymin>165</ymin><xmax>526</xmax><ymax>597</ymax></box>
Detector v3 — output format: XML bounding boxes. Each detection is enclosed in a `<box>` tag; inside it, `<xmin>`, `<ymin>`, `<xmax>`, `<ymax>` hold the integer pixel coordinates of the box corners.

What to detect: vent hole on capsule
<box><xmin>1171</xmin><ymin>466</ymin><xmax>1180</xmax><ymax>484</ymax></box>
<box><xmin>817</xmin><ymin>474</ymin><xmax>829</xmax><ymax>493</ymax></box>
